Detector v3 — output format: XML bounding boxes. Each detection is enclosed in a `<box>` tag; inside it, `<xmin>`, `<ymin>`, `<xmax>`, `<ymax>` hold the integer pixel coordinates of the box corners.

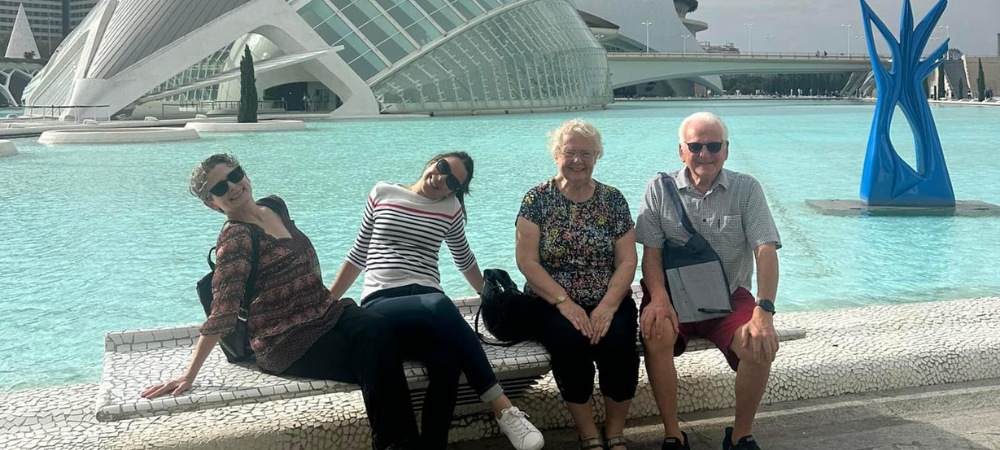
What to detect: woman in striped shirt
<box><xmin>330</xmin><ymin>152</ymin><xmax>543</xmax><ymax>450</ymax></box>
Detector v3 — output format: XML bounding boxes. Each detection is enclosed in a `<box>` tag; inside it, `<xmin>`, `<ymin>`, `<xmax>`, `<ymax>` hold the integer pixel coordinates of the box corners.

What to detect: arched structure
<box><xmin>576</xmin><ymin>0</ymin><xmax>723</xmax><ymax>96</ymax></box>
<box><xmin>24</xmin><ymin>0</ymin><xmax>610</xmax><ymax>118</ymax></box>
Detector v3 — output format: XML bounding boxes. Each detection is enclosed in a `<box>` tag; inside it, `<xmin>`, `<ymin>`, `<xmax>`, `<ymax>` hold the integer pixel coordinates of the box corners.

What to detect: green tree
<box><xmin>957</xmin><ymin>76</ymin><xmax>965</xmax><ymax>99</ymax></box>
<box><xmin>977</xmin><ymin>58</ymin><xmax>986</xmax><ymax>102</ymax></box>
<box><xmin>238</xmin><ymin>45</ymin><xmax>258</xmax><ymax>123</ymax></box>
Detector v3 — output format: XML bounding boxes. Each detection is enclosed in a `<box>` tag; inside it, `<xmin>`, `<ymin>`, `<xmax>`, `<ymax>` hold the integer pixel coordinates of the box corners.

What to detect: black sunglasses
<box><xmin>686</xmin><ymin>141</ymin><xmax>725</xmax><ymax>154</ymax></box>
<box><xmin>209</xmin><ymin>166</ymin><xmax>246</xmax><ymax>197</ymax></box>
<box><xmin>435</xmin><ymin>159</ymin><xmax>463</xmax><ymax>192</ymax></box>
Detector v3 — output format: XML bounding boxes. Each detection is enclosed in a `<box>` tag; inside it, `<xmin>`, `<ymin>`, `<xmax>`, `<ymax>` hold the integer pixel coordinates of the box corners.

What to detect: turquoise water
<box><xmin>1</xmin><ymin>100</ymin><xmax>998</xmax><ymax>392</ymax></box>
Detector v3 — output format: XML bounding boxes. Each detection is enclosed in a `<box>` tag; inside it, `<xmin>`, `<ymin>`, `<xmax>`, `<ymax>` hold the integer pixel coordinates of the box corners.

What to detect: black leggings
<box><xmin>284</xmin><ymin>304</ymin><xmax>419</xmax><ymax>450</ymax></box>
<box><xmin>535</xmin><ymin>296</ymin><xmax>640</xmax><ymax>404</ymax></box>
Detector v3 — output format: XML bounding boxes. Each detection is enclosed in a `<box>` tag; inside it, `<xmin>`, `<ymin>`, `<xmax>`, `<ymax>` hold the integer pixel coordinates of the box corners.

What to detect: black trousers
<box><xmin>284</xmin><ymin>303</ymin><xmax>419</xmax><ymax>450</ymax></box>
<box><xmin>363</xmin><ymin>285</ymin><xmax>503</xmax><ymax>450</ymax></box>
<box><xmin>535</xmin><ymin>296</ymin><xmax>640</xmax><ymax>404</ymax></box>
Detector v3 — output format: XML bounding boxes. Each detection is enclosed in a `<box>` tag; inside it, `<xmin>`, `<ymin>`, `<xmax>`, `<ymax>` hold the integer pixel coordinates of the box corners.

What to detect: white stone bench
<box><xmin>95</xmin><ymin>288</ymin><xmax>806</xmax><ymax>422</ymax></box>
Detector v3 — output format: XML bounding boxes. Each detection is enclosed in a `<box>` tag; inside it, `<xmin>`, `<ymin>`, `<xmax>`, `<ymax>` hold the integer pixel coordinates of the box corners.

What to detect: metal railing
<box><xmin>20</xmin><ymin>104</ymin><xmax>112</xmax><ymax>122</ymax></box>
<box><xmin>607</xmin><ymin>51</ymin><xmax>886</xmax><ymax>61</ymax></box>
<box><xmin>161</xmin><ymin>100</ymin><xmax>287</xmax><ymax>116</ymax></box>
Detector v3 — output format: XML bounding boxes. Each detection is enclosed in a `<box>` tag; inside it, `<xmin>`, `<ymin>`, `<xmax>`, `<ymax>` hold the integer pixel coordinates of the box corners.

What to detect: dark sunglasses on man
<box><xmin>685</xmin><ymin>141</ymin><xmax>726</xmax><ymax>154</ymax></box>
<box><xmin>435</xmin><ymin>159</ymin><xmax>463</xmax><ymax>192</ymax></box>
<box><xmin>209</xmin><ymin>166</ymin><xmax>246</xmax><ymax>197</ymax></box>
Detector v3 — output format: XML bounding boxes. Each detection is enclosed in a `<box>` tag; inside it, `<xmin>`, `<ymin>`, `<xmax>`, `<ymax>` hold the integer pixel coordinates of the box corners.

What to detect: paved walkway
<box><xmin>455</xmin><ymin>378</ymin><xmax>1000</xmax><ymax>449</ymax></box>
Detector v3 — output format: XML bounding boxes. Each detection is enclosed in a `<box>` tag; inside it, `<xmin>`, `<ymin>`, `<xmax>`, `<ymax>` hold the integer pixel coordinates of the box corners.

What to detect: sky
<box><xmin>690</xmin><ymin>0</ymin><xmax>1000</xmax><ymax>57</ymax></box>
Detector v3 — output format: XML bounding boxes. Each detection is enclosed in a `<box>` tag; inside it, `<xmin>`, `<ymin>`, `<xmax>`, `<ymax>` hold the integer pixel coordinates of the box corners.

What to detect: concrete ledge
<box><xmin>3</xmin><ymin>297</ymin><xmax>998</xmax><ymax>449</ymax></box>
<box><xmin>184</xmin><ymin>120</ymin><xmax>306</xmax><ymax>133</ymax></box>
<box><xmin>37</xmin><ymin>128</ymin><xmax>199</xmax><ymax>145</ymax></box>
<box><xmin>0</xmin><ymin>139</ymin><xmax>16</xmax><ymax>157</ymax></box>
<box><xmin>94</xmin><ymin>289</ymin><xmax>805</xmax><ymax>422</ymax></box>
<box><xmin>806</xmin><ymin>199</ymin><xmax>1000</xmax><ymax>217</ymax></box>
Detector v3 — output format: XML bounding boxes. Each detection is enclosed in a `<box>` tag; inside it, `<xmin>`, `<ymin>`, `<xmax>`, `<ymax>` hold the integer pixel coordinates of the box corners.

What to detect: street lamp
<box><xmin>743</xmin><ymin>22</ymin><xmax>754</xmax><ymax>54</ymax></box>
<box><xmin>680</xmin><ymin>34</ymin><xmax>691</xmax><ymax>54</ymax></box>
<box><xmin>641</xmin><ymin>21</ymin><xmax>652</xmax><ymax>53</ymax></box>
<box><xmin>841</xmin><ymin>24</ymin><xmax>853</xmax><ymax>55</ymax></box>
<box><xmin>764</xmin><ymin>35</ymin><xmax>775</xmax><ymax>53</ymax></box>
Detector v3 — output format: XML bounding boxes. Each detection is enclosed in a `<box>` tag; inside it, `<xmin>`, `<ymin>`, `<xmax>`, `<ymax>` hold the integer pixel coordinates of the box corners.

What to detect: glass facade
<box><xmin>295</xmin><ymin>0</ymin><xmax>610</xmax><ymax>113</ymax></box>
<box><xmin>148</xmin><ymin>45</ymin><xmax>233</xmax><ymax>101</ymax></box>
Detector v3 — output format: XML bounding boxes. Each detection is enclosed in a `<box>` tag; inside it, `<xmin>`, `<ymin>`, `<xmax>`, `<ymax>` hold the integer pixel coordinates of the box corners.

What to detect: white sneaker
<box><xmin>496</xmin><ymin>406</ymin><xmax>544</xmax><ymax>450</ymax></box>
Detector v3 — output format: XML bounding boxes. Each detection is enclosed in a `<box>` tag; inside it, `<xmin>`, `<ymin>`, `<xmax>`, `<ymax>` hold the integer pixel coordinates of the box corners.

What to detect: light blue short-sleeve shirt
<box><xmin>635</xmin><ymin>169</ymin><xmax>781</xmax><ymax>294</ymax></box>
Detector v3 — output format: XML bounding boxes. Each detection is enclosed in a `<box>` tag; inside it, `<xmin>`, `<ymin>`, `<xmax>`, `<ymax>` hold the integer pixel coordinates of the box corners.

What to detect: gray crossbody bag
<box><xmin>660</xmin><ymin>174</ymin><xmax>733</xmax><ymax>323</ymax></box>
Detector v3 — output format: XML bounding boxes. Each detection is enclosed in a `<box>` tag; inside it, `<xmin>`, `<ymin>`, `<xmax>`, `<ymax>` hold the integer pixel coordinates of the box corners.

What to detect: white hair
<box><xmin>678</xmin><ymin>112</ymin><xmax>729</xmax><ymax>143</ymax></box>
<box><xmin>547</xmin><ymin>119</ymin><xmax>604</xmax><ymax>159</ymax></box>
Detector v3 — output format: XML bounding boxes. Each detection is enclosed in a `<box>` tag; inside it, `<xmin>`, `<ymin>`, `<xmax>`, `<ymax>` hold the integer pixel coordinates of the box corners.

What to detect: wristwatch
<box><xmin>755</xmin><ymin>299</ymin><xmax>776</xmax><ymax>315</ymax></box>
<box><xmin>554</xmin><ymin>294</ymin><xmax>568</xmax><ymax>305</ymax></box>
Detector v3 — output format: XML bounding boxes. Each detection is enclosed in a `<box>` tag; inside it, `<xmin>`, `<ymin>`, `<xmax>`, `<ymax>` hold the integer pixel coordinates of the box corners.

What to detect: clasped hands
<box><xmin>556</xmin><ymin>298</ymin><xmax>616</xmax><ymax>345</ymax></box>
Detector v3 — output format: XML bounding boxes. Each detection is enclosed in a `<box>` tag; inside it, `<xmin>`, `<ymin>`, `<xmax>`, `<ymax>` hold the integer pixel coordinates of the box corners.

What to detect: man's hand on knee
<box><xmin>737</xmin><ymin>313</ymin><xmax>779</xmax><ymax>364</ymax></box>
<box><xmin>640</xmin><ymin>300</ymin><xmax>679</xmax><ymax>342</ymax></box>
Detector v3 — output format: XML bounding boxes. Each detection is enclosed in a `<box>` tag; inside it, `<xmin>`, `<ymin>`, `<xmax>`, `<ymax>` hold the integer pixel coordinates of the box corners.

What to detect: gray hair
<box><xmin>678</xmin><ymin>112</ymin><xmax>729</xmax><ymax>143</ymax></box>
<box><xmin>189</xmin><ymin>153</ymin><xmax>240</xmax><ymax>201</ymax></box>
<box><xmin>546</xmin><ymin>119</ymin><xmax>604</xmax><ymax>159</ymax></box>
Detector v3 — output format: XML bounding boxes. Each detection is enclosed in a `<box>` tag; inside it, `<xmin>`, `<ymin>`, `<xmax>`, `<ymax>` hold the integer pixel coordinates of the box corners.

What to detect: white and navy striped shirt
<box><xmin>347</xmin><ymin>182</ymin><xmax>476</xmax><ymax>300</ymax></box>
<box><xmin>636</xmin><ymin>169</ymin><xmax>781</xmax><ymax>294</ymax></box>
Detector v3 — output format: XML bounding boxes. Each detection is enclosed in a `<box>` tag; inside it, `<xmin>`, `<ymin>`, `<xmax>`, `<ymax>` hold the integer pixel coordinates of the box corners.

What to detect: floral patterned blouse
<box><xmin>517</xmin><ymin>180</ymin><xmax>634</xmax><ymax>307</ymax></box>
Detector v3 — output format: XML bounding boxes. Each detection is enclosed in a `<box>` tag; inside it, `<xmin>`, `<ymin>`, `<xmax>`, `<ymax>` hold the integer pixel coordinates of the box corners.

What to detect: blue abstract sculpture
<box><xmin>859</xmin><ymin>0</ymin><xmax>955</xmax><ymax>207</ymax></box>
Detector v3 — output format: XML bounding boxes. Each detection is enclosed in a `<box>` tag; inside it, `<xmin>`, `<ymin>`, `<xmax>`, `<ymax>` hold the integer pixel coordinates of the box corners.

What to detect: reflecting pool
<box><xmin>1</xmin><ymin>100</ymin><xmax>998</xmax><ymax>392</ymax></box>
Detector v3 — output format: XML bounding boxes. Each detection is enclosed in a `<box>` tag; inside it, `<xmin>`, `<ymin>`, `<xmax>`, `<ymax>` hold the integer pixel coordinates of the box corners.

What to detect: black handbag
<box><xmin>659</xmin><ymin>174</ymin><xmax>733</xmax><ymax>323</ymax></box>
<box><xmin>197</xmin><ymin>224</ymin><xmax>260</xmax><ymax>363</ymax></box>
<box><xmin>474</xmin><ymin>268</ymin><xmax>537</xmax><ymax>346</ymax></box>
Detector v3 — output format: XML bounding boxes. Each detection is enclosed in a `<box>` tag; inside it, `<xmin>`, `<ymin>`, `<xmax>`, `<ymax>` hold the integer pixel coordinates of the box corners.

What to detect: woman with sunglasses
<box><xmin>142</xmin><ymin>154</ymin><xmax>420</xmax><ymax>450</ymax></box>
<box><xmin>329</xmin><ymin>152</ymin><xmax>544</xmax><ymax>450</ymax></box>
<box><xmin>515</xmin><ymin>120</ymin><xmax>639</xmax><ymax>450</ymax></box>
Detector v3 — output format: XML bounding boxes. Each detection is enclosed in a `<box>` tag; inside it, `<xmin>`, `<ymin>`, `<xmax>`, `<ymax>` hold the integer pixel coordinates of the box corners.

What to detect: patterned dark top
<box><xmin>517</xmin><ymin>180</ymin><xmax>634</xmax><ymax>307</ymax></box>
<box><xmin>200</xmin><ymin>196</ymin><xmax>352</xmax><ymax>374</ymax></box>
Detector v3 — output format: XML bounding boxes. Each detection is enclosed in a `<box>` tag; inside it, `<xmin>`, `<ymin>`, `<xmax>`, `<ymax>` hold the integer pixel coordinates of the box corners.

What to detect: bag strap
<box><xmin>238</xmin><ymin>225</ymin><xmax>261</xmax><ymax>324</ymax></box>
<box><xmin>660</xmin><ymin>173</ymin><xmax>698</xmax><ymax>236</ymax></box>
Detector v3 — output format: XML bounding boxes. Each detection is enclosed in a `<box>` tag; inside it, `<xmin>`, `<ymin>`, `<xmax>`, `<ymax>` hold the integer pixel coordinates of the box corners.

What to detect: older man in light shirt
<box><xmin>636</xmin><ymin>112</ymin><xmax>781</xmax><ymax>450</ymax></box>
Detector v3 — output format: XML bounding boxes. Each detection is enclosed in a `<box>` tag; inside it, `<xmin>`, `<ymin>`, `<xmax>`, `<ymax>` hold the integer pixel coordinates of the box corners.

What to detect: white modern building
<box><xmin>576</xmin><ymin>0</ymin><xmax>723</xmax><ymax>96</ymax></box>
<box><xmin>0</xmin><ymin>1</ymin><xmax>98</xmax><ymax>58</ymax></box>
<box><xmin>23</xmin><ymin>0</ymin><xmax>612</xmax><ymax>118</ymax></box>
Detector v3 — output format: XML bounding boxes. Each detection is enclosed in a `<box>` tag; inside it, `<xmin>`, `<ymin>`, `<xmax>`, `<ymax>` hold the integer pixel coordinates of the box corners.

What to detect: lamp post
<box><xmin>681</xmin><ymin>34</ymin><xmax>691</xmax><ymax>53</ymax></box>
<box><xmin>641</xmin><ymin>21</ymin><xmax>652</xmax><ymax>53</ymax></box>
<box><xmin>764</xmin><ymin>34</ymin><xmax>775</xmax><ymax>53</ymax></box>
<box><xmin>938</xmin><ymin>24</ymin><xmax>950</xmax><ymax>59</ymax></box>
<box><xmin>841</xmin><ymin>24</ymin><xmax>853</xmax><ymax>55</ymax></box>
<box><xmin>743</xmin><ymin>22</ymin><xmax>754</xmax><ymax>54</ymax></box>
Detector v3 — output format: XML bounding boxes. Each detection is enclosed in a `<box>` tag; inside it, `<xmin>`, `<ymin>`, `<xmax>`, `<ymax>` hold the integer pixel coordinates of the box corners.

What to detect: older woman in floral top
<box><xmin>515</xmin><ymin>119</ymin><xmax>639</xmax><ymax>450</ymax></box>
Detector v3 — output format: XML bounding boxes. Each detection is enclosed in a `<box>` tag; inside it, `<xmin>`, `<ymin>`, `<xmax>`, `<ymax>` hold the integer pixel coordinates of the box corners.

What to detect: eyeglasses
<box><xmin>685</xmin><ymin>141</ymin><xmax>725</xmax><ymax>154</ymax></box>
<box><xmin>209</xmin><ymin>166</ymin><xmax>246</xmax><ymax>197</ymax></box>
<box><xmin>561</xmin><ymin>150</ymin><xmax>596</xmax><ymax>161</ymax></box>
<box><xmin>435</xmin><ymin>159</ymin><xmax>463</xmax><ymax>192</ymax></box>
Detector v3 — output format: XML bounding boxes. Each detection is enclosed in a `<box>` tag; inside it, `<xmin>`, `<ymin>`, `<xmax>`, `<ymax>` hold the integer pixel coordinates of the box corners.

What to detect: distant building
<box><xmin>25</xmin><ymin>0</ymin><xmax>611</xmax><ymax>118</ymax></box>
<box><xmin>0</xmin><ymin>1</ymin><xmax>98</xmax><ymax>58</ymax></box>
<box><xmin>701</xmin><ymin>41</ymin><xmax>740</xmax><ymax>55</ymax></box>
<box><xmin>577</xmin><ymin>0</ymin><xmax>723</xmax><ymax>97</ymax></box>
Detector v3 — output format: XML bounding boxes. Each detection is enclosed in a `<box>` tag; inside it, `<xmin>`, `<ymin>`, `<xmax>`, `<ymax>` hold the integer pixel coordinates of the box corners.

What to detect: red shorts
<box><xmin>640</xmin><ymin>281</ymin><xmax>755</xmax><ymax>371</ymax></box>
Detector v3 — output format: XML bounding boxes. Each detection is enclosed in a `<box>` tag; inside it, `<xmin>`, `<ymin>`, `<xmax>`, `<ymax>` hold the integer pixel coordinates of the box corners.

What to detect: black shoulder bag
<box><xmin>659</xmin><ymin>174</ymin><xmax>733</xmax><ymax>323</ymax></box>
<box><xmin>197</xmin><ymin>224</ymin><xmax>261</xmax><ymax>363</ymax></box>
<box><xmin>474</xmin><ymin>268</ymin><xmax>538</xmax><ymax>346</ymax></box>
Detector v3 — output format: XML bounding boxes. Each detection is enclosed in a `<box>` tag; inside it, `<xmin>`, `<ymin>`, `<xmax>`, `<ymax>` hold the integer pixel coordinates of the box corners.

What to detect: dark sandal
<box><xmin>605</xmin><ymin>435</ymin><xmax>628</xmax><ymax>449</ymax></box>
<box><xmin>580</xmin><ymin>436</ymin><xmax>605</xmax><ymax>449</ymax></box>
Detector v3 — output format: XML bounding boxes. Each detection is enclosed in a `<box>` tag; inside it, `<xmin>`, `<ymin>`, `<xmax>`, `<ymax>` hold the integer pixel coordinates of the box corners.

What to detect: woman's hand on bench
<box><xmin>141</xmin><ymin>375</ymin><xmax>193</xmax><ymax>399</ymax></box>
<box><xmin>140</xmin><ymin>333</ymin><xmax>219</xmax><ymax>399</ymax></box>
